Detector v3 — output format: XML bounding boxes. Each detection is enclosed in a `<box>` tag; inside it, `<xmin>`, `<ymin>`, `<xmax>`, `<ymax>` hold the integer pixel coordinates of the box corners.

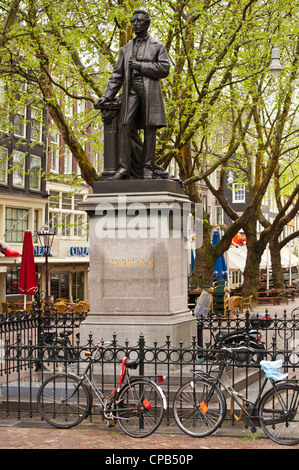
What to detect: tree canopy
<box><xmin>0</xmin><ymin>0</ymin><xmax>298</xmax><ymax>293</ymax></box>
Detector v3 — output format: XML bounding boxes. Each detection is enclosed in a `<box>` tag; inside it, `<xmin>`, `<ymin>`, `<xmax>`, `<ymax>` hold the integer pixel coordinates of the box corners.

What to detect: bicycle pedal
<box><xmin>107</xmin><ymin>420</ymin><xmax>116</xmax><ymax>427</ymax></box>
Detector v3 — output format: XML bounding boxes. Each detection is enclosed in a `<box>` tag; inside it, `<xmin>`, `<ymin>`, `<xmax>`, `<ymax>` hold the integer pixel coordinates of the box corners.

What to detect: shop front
<box><xmin>0</xmin><ymin>239</ymin><xmax>90</xmax><ymax>309</ymax></box>
<box><xmin>35</xmin><ymin>240</ymin><xmax>90</xmax><ymax>303</ymax></box>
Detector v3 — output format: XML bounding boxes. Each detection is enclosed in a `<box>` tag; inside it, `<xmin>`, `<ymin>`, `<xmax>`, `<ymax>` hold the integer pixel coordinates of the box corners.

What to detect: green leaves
<box><xmin>0</xmin><ymin>0</ymin><xmax>298</xmax><ymax>190</ymax></box>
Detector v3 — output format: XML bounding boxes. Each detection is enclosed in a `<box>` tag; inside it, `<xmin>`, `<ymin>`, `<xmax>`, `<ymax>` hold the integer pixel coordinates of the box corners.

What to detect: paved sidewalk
<box><xmin>0</xmin><ymin>416</ymin><xmax>297</xmax><ymax>451</ymax></box>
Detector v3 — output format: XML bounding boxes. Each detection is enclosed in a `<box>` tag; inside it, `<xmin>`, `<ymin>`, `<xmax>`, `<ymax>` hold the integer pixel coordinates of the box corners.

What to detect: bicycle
<box><xmin>41</xmin><ymin>328</ymin><xmax>80</xmax><ymax>363</ymax></box>
<box><xmin>173</xmin><ymin>345</ymin><xmax>299</xmax><ymax>446</ymax></box>
<box><xmin>37</xmin><ymin>341</ymin><xmax>166</xmax><ymax>438</ymax></box>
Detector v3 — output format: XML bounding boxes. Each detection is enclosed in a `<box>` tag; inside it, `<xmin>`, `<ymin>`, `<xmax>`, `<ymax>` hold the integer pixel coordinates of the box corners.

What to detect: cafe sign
<box><xmin>70</xmin><ymin>246</ymin><xmax>90</xmax><ymax>257</ymax></box>
<box><xmin>34</xmin><ymin>246</ymin><xmax>51</xmax><ymax>256</ymax></box>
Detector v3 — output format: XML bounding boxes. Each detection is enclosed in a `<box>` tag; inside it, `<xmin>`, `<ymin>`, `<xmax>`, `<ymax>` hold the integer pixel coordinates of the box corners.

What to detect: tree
<box><xmin>192</xmin><ymin>30</ymin><xmax>299</xmax><ymax>298</ymax></box>
<box><xmin>0</xmin><ymin>0</ymin><xmax>284</xmax><ymax>188</ymax></box>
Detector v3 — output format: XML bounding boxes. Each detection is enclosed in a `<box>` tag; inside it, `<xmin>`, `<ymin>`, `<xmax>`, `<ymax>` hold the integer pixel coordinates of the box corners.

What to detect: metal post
<box><xmin>139</xmin><ymin>334</ymin><xmax>145</xmax><ymax>376</ymax></box>
<box><xmin>44</xmin><ymin>246</ymin><xmax>50</xmax><ymax>327</ymax></box>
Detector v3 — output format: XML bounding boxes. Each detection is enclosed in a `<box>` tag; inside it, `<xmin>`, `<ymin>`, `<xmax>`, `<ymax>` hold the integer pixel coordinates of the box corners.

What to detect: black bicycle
<box><xmin>41</xmin><ymin>328</ymin><xmax>79</xmax><ymax>363</ymax></box>
<box><xmin>37</xmin><ymin>341</ymin><xmax>166</xmax><ymax>438</ymax></box>
<box><xmin>173</xmin><ymin>346</ymin><xmax>299</xmax><ymax>446</ymax></box>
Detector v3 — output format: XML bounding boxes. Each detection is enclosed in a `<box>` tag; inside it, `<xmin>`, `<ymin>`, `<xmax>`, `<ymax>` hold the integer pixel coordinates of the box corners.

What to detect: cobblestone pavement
<box><xmin>0</xmin><ymin>419</ymin><xmax>297</xmax><ymax>451</ymax></box>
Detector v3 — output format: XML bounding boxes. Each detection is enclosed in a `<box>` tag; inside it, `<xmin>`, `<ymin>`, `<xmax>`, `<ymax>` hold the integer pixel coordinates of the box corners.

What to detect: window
<box><xmin>49</xmin><ymin>211</ymin><xmax>60</xmax><ymax>232</ymax></box>
<box><xmin>74</xmin><ymin>194</ymin><xmax>83</xmax><ymax>211</ymax></box>
<box><xmin>33</xmin><ymin>210</ymin><xmax>39</xmax><ymax>243</ymax></box>
<box><xmin>5</xmin><ymin>208</ymin><xmax>29</xmax><ymax>242</ymax></box>
<box><xmin>50</xmin><ymin>131</ymin><xmax>59</xmax><ymax>173</ymax></box>
<box><xmin>49</xmin><ymin>190</ymin><xmax>88</xmax><ymax>239</ymax></box>
<box><xmin>31</xmin><ymin>107</ymin><xmax>43</xmax><ymax>142</ymax></box>
<box><xmin>232</xmin><ymin>183</ymin><xmax>245</xmax><ymax>203</ymax></box>
<box><xmin>0</xmin><ymin>146</ymin><xmax>8</xmax><ymax>184</ymax></box>
<box><xmin>29</xmin><ymin>155</ymin><xmax>42</xmax><ymax>190</ymax></box>
<box><xmin>216</xmin><ymin>206</ymin><xmax>223</xmax><ymax>226</ymax></box>
<box><xmin>12</xmin><ymin>150</ymin><xmax>26</xmax><ymax>187</ymax></box>
<box><xmin>72</xmin><ymin>271</ymin><xmax>85</xmax><ymax>301</ymax></box>
<box><xmin>49</xmin><ymin>191</ymin><xmax>60</xmax><ymax>209</ymax></box>
<box><xmin>74</xmin><ymin>214</ymin><xmax>84</xmax><ymax>237</ymax></box>
<box><xmin>6</xmin><ymin>268</ymin><xmax>21</xmax><ymax>295</ymax></box>
<box><xmin>62</xmin><ymin>193</ymin><xmax>72</xmax><ymax>210</ymax></box>
<box><xmin>0</xmin><ymin>80</ymin><xmax>9</xmax><ymax>133</ymax></box>
<box><xmin>14</xmin><ymin>106</ymin><xmax>27</xmax><ymax>137</ymax></box>
<box><xmin>50</xmin><ymin>273</ymin><xmax>69</xmax><ymax>300</ymax></box>
<box><xmin>61</xmin><ymin>213</ymin><xmax>71</xmax><ymax>237</ymax></box>
<box><xmin>65</xmin><ymin>96</ymin><xmax>73</xmax><ymax>118</ymax></box>
<box><xmin>64</xmin><ymin>147</ymin><xmax>72</xmax><ymax>174</ymax></box>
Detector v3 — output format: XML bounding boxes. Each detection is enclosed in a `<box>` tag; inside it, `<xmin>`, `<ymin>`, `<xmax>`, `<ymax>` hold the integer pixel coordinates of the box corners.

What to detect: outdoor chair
<box><xmin>242</xmin><ymin>295</ymin><xmax>253</xmax><ymax>311</ymax></box>
<box><xmin>1</xmin><ymin>302</ymin><xmax>9</xmax><ymax>315</ymax></box>
<box><xmin>229</xmin><ymin>296</ymin><xmax>243</xmax><ymax>315</ymax></box>
<box><xmin>55</xmin><ymin>302</ymin><xmax>67</xmax><ymax>315</ymax></box>
<box><xmin>71</xmin><ymin>304</ymin><xmax>84</xmax><ymax>314</ymax></box>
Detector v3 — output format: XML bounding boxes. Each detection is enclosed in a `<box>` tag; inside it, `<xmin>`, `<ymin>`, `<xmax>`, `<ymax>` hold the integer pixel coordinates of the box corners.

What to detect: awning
<box><xmin>34</xmin><ymin>257</ymin><xmax>90</xmax><ymax>264</ymax></box>
<box><xmin>0</xmin><ymin>256</ymin><xmax>89</xmax><ymax>267</ymax></box>
<box><xmin>226</xmin><ymin>245</ymin><xmax>298</xmax><ymax>272</ymax></box>
<box><xmin>226</xmin><ymin>245</ymin><xmax>246</xmax><ymax>272</ymax></box>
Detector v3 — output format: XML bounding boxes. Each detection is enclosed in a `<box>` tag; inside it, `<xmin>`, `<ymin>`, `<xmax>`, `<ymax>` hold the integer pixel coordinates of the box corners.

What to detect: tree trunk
<box><xmin>242</xmin><ymin>221</ymin><xmax>261</xmax><ymax>302</ymax></box>
<box><xmin>178</xmin><ymin>142</ymin><xmax>216</xmax><ymax>287</ymax></box>
<box><xmin>270</xmin><ymin>238</ymin><xmax>285</xmax><ymax>288</ymax></box>
<box><xmin>192</xmin><ymin>214</ymin><xmax>215</xmax><ymax>287</ymax></box>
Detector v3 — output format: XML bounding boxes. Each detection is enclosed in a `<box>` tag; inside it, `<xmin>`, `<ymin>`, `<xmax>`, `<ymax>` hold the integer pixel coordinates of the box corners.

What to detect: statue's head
<box><xmin>130</xmin><ymin>10</ymin><xmax>151</xmax><ymax>35</ymax></box>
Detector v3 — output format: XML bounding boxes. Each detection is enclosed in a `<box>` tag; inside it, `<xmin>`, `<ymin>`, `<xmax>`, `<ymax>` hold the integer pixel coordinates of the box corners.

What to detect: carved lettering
<box><xmin>104</xmin><ymin>258</ymin><xmax>154</xmax><ymax>268</ymax></box>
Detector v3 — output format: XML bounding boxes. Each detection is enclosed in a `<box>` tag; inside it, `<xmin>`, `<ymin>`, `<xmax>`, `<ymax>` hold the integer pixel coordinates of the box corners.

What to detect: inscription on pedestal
<box><xmin>104</xmin><ymin>258</ymin><xmax>154</xmax><ymax>268</ymax></box>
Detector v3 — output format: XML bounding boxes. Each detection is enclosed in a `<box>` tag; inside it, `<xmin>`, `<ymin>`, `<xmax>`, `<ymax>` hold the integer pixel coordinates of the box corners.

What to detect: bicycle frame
<box><xmin>193</xmin><ymin>360</ymin><xmax>269</xmax><ymax>431</ymax></box>
<box><xmin>64</xmin><ymin>344</ymin><xmax>166</xmax><ymax>421</ymax></box>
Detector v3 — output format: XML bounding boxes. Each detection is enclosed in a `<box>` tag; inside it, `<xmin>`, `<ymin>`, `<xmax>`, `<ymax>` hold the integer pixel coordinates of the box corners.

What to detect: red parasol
<box><xmin>18</xmin><ymin>231</ymin><xmax>38</xmax><ymax>310</ymax></box>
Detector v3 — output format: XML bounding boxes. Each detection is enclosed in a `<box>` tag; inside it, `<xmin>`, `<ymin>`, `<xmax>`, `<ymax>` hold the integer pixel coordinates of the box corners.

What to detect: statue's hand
<box><xmin>94</xmin><ymin>97</ymin><xmax>109</xmax><ymax>109</ymax></box>
<box><xmin>129</xmin><ymin>59</ymin><xmax>141</xmax><ymax>70</ymax></box>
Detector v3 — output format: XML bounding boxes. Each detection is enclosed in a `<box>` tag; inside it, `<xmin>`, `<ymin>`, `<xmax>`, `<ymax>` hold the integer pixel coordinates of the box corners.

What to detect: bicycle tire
<box><xmin>259</xmin><ymin>383</ymin><xmax>299</xmax><ymax>446</ymax></box>
<box><xmin>42</xmin><ymin>339</ymin><xmax>65</xmax><ymax>363</ymax></box>
<box><xmin>43</xmin><ymin>338</ymin><xmax>77</xmax><ymax>364</ymax></box>
<box><xmin>173</xmin><ymin>377</ymin><xmax>226</xmax><ymax>437</ymax></box>
<box><xmin>116</xmin><ymin>379</ymin><xmax>164</xmax><ymax>437</ymax></box>
<box><xmin>37</xmin><ymin>373</ymin><xmax>92</xmax><ymax>429</ymax></box>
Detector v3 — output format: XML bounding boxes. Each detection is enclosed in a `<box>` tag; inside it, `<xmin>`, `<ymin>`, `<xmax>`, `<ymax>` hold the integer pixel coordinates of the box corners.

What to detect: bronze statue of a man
<box><xmin>94</xmin><ymin>10</ymin><xmax>170</xmax><ymax>180</ymax></box>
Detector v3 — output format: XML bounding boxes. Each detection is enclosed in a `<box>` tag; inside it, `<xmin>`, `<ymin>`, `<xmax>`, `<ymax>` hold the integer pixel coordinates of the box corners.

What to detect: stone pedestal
<box><xmin>79</xmin><ymin>180</ymin><xmax>196</xmax><ymax>348</ymax></box>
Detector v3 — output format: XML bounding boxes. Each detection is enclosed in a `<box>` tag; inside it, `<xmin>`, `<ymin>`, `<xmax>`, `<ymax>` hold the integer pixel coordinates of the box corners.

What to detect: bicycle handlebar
<box><xmin>218</xmin><ymin>345</ymin><xmax>257</xmax><ymax>357</ymax></box>
<box><xmin>96</xmin><ymin>341</ymin><xmax>112</xmax><ymax>348</ymax></box>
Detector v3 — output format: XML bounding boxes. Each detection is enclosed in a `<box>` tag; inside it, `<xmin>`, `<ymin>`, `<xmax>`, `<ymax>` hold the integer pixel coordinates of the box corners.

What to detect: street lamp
<box><xmin>268</xmin><ymin>46</ymin><xmax>284</xmax><ymax>78</ymax></box>
<box><xmin>37</xmin><ymin>226</ymin><xmax>55</xmax><ymax>323</ymax></box>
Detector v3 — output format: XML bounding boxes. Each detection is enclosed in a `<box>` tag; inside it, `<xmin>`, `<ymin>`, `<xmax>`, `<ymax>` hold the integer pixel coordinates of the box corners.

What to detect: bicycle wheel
<box><xmin>259</xmin><ymin>383</ymin><xmax>299</xmax><ymax>446</ymax></box>
<box><xmin>173</xmin><ymin>377</ymin><xmax>226</xmax><ymax>437</ymax></box>
<box><xmin>37</xmin><ymin>373</ymin><xmax>92</xmax><ymax>429</ymax></box>
<box><xmin>42</xmin><ymin>339</ymin><xmax>65</xmax><ymax>363</ymax></box>
<box><xmin>116</xmin><ymin>379</ymin><xmax>165</xmax><ymax>437</ymax></box>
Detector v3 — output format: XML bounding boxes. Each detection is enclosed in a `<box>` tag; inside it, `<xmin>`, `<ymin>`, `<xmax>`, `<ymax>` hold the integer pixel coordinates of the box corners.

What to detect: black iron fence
<box><xmin>1</xmin><ymin>306</ymin><xmax>299</xmax><ymax>426</ymax></box>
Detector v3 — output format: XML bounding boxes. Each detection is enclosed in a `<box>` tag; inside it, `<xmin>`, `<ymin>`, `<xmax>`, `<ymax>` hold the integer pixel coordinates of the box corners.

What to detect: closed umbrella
<box><xmin>18</xmin><ymin>231</ymin><xmax>38</xmax><ymax>311</ymax></box>
<box><xmin>212</xmin><ymin>230</ymin><xmax>227</xmax><ymax>281</ymax></box>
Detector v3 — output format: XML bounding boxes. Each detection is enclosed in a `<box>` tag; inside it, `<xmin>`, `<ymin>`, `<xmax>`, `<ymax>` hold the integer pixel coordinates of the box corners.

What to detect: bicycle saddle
<box><xmin>125</xmin><ymin>359</ymin><xmax>139</xmax><ymax>369</ymax></box>
<box><xmin>59</xmin><ymin>330</ymin><xmax>72</xmax><ymax>338</ymax></box>
<box><xmin>215</xmin><ymin>329</ymin><xmax>245</xmax><ymax>340</ymax></box>
<box><xmin>215</xmin><ymin>329</ymin><xmax>258</xmax><ymax>341</ymax></box>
